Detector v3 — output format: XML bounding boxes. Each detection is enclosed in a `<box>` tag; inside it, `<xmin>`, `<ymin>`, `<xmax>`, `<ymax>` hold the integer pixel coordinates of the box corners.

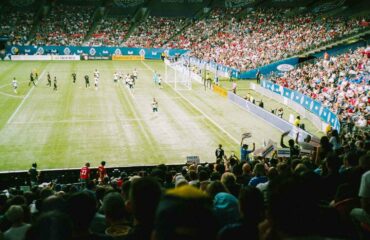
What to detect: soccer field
<box><xmin>0</xmin><ymin>60</ymin><xmax>282</xmax><ymax>171</ymax></box>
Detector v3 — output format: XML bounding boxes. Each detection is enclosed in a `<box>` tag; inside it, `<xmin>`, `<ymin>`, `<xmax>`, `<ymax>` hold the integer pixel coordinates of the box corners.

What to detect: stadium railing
<box><xmin>256</xmin><ymin>80</ymin><xmax>340</xmax><ymax>133</ymax></box>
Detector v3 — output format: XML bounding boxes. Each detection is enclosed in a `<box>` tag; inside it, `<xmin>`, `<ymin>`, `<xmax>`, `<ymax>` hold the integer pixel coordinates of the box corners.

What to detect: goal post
<box><xmin>164</xmin><ymin>58</ymin><xmax>192</xmax><ymax>91</ymax></box>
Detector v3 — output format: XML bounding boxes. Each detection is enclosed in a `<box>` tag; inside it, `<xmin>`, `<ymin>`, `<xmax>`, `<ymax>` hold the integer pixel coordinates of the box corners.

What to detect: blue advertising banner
<box><xmin>238</xmin><ymin>57</ymin><xmax>300</xmax><ymax>79</ymax></box>
<box><xmin>187</xmin><ymin>56</ymin><xmax>240</xmax><ymax>79</ymax></box>
<box><xmin>261</xmin><ymin>80</ymin><xmax>340</xmax><ymax>132</ymax></box>
<box><xmin>5</xmin><ymin>45</ymin><xmax>188</xmax><ymax>60</ymax></box>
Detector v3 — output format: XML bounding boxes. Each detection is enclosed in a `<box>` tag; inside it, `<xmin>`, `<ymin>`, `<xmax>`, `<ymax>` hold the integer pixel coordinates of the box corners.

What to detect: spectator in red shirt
<box><xmin>80</xmin><ymin>162</ymin><xmax>91</xmax><ymax>183</ymax></box>
<box><xmin>97</xmin><ymin>161</ymin><xmax>107</xmax><ymax>183</ymax></box>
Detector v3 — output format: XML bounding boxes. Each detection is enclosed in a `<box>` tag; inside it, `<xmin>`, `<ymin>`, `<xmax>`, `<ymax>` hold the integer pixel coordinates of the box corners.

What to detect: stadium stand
<box><xmin>86</xmin><ymin>17</ymin><xmax>131</xmax><ymax>47</ymax></box>
<box><xmin>168</xmin><ymin>8</ymin><xmax>366</xmax><ymax>71</ymax></box>
<box><xmin>1</xmin><ymin>1</ymin><xmax>370</xmax><ymax>239</ymax></box>
<box><xmin>33</xmin><ymin>4</ymin><xmax>95</xmax><ymax>46</ymax></box>
<box><xmin>270</xmin><ymin>47</ymin><xmax>370</xmax><ymax>128</ymax></box>
<box><xmin>0</xmin><ymin>7</ymin><xmax>34</xmax><ymax>46</ymax></box>
<box><xmin>125</xmin><ymin>16</ymin><xmax>187</xmax><ymax>48</ymax></box>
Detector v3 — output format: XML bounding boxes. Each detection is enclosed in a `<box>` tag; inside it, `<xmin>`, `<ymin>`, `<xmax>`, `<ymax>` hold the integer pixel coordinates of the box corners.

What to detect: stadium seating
<box><xmin>0</xmin><ymin>8</ymin><xmax>34</xmax><ymax>46</ymax></box>
<box><xmin>85</xmin><ymin>17</ymin><xmax>131</xmax><ymax>47</ymax></box>
<box><xmin>125</xmin><ymin>16</ymin><xmax>187</xmax><ymax>48</ymax></box>
<box><xmin>270</xmin><ymin>47</ymin><xmax>369</xmax><ymax>128</ymax></box>
<box><xmin>33</xmin><ymin>4</ymin><xmax>95</xmax><ymax>46</ymax></box>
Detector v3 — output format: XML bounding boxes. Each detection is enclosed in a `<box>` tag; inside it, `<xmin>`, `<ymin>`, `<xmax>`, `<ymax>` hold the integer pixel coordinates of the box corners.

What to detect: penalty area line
<box><xmin>140</xmin><ymin>61</ymin><xmax>239</xmax><ymax>144</ymax></box>
<box><xmin>7</xmin><ymin>70</ymin><xmax>47</xmax><ymax>125</ymax></box>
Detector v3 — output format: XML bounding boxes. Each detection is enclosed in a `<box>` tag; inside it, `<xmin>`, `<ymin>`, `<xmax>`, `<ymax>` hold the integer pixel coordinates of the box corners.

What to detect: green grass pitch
<box><xmin>0</xmin><ymin>60</ymin><xmax>286</xmax><ymax>171</ymax></box>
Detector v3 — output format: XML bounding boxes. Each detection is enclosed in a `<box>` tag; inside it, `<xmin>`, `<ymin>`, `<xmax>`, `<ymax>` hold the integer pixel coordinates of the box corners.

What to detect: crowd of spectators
<box><xmin>33</xmin><ymin>4</ymin><xmax>95</xmax><ymax>46</ymax></box>
<box><xmin>125</xmin><ymin>16</ymin><xmax>186</xmax><ymax>48</ymax></box>
<box><xmin>271</xmin><ymin>47</ymin><xmax>370</xmax><ymax>129</ymax></box>
<box><xmin>86</xmin><ymin>17</ymin><xmax>131</xmax><ymax>47</ymax></box>
<box><xmin>0</xmin><ymin>125</ymin><xmax>370</xmax><ymax>239</ymax></box>
<box><xmin>0</xmin><ymin>9</ymin><xmax>34</xmax><ymax>46</ymax></box>
<box><xmin>168</xmin><ymin>8</ymin><xmax>366</xmax><ymax>71</ymax></box>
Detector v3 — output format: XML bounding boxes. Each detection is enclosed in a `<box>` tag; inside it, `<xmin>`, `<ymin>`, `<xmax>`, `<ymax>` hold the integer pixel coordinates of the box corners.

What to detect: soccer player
<box><xmin>153</xmin><ymin>71</ymin><xmax>158</xmax><ymax>85</ymax></box>
<box><xmin>94</xmin><ymin>76</ymin><xmax>99</xmax><ymax>90</ymax></box>
<box><xmin>85</xmin><ymin>75</ymin><xmax>90</xmax><ymax>88</ymax></box>
<box><xmin>128</xmin><ymin>76</ymin><xmax>134</xmax><ymax>89</ymax></box>
<box><xmin>125</xmin><ymin>74</ymin><xmax>130</xmax><ymax>86</ymax></box>
<box><xmin>97</xmin><ymin>161</ymin><xmax>107</xmax><ymax>183</ymax></box>
<box><xmin>158</xmin><ymin>74</ymin><xmax>163</xmax><ymax>89</ymax></box>
<box><xmin>133</xmin><ymin>68</ymin><xmax>138</xmax><ymax>85</ymax></box>
<box><xmin>80</xmin><ymin>162</ymin><xmax>91</xmax><ymax>183</ymax></box>
<box><xmin>94</xmin><ymin>69</ymin><xmax>100</xmax><ymax>78</ymax></box>
<box><xmin>232</xmin><ymin>81</ymin><xmax>237</xmax><ymax>94</ymax></box>
<box><xmin>29</xmin><ymin>72</ymin><xmax>36</xmax><ymax>86</ymax></box>
<box><xmin>113</xmin><ymin>72</ymin><xmax>118</xmax><ymax>84</ymax></box>
<box><xmin>12</xmin><ymin>77</ymin><xmax>18</xmax><ymax>94</ymax></box>
<box><xmin>53</xmin><ymin>77</ymin><xmax>57</xmax><ymax>91</ymax></box>
<box><xmin>152</xmin><ymin>98</ymin><xmax>158</xmax><ymax>112</ymax></box>
<box><xmin>47</xmin><ymin>72</ymin><xmax>51</xmax><ymax>87</ymax></box>
<box><xmin>72</xmin><ymin>73</ymin><xmax>77</xmax><ymax>83</ymax></box>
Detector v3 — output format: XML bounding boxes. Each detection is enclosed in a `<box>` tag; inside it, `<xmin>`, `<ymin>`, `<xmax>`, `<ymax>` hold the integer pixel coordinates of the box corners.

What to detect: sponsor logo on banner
<box><xmin>25</xmin><ymin>49</ymin><xmax>31</xmax><ymax>53</ymax></box>
<box><xmin>152</xmin><ymin>51</ymin><xmax>157</xmax><ymax>56</ymax></box>
<box><xmin>115</xmin><ymin>48</ymin><xmax>122</xmax><ymax>55</ymax></box>
<box><xmin>277</xmin><ymin>64</ymin><xmax>294</xmax><ymax>72</ymax></box>
<box><xmin>128</xmin><ymin>51</ymin><xmax>133</xmax><ymax>55</ymax></box>
<box><xmin>89</xmin><ymin>48</ymin><xmax>96</xmax><ymax>56</ymax></box>
<box><xmin>37</xmin><ymin>47</ymin><xmax>44</xmax><ymax>55</ymax></box>
<box><xmin>64</xmin><ymin>47</ymin><xmax>71</xmax><ymax>55</ymax></box>
<box><xmin>102</xmin><ymin>50</ymin><xmax>109</xmax><ymax>54</ymax></box>
<box><xmin>77</xmin><ymin>50</ymin><xmax>83</xmax><ymax>54</ymax></box>
<box><xmin>11</xmin><ymin>47</ymin><xmax>18</xmax><ymax>55</ymax></box>
<box><xmin>139</xmin><ymin>49</ymin><xmax>146</xmax><ymax>57</ymax></box>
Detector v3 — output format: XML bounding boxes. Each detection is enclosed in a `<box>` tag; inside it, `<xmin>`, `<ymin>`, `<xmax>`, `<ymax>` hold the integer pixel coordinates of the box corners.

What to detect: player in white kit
<box><xmin>12</xmin><ymin>77</ymin><xmax>18</xmax><ymax>94</ymax></box>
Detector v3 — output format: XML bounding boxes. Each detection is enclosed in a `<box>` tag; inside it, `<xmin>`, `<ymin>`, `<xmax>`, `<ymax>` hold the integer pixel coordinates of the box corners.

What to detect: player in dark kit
<box><xmin>53</xmin><ymin>77</ymin><xmax>57</xmax><ymax>91</ymax></box>
<box><xmin>85</xmin><ymin>75</ymin><xmax>90</xmax><ymax>88</ymax></box>
<box><xmin>46</xmin><ymin>72</ymin><xmax>51</xmax><ymax>87</ymax></box>
<box><xmin>29</xmin><ymin>72</ymin><xmax>36</xmax><ymax>86</ymax></box>
<box><xmin>72</xmin><ymin>73</ymin><xmax>76</xmax><ymax>83</ymax></box>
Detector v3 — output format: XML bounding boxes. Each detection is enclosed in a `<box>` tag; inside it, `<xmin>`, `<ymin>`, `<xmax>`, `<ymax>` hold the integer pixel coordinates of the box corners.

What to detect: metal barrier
<box><xmin>252</xmin><ymin>83</ymin><xmax>331</xmax><ymax>133</ymax></box>
<box><xmin>227</xmin><ymin>92</ymin><xmax>314</xmax><ymax>141</ymax></box>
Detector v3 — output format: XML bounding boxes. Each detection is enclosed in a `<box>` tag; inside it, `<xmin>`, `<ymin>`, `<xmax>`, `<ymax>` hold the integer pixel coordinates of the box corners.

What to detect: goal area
<box><xmin>164</xmin><ymin>58</ymin><xmax>192</xmax><ymax>91</ymax></box>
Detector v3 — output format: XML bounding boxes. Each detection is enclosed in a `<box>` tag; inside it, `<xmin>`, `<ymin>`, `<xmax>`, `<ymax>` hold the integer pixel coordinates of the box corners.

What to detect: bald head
<box><xmin>242</xmin><ymin>163</ymin><xmax>251</xmax><ymax>174</ymax></box>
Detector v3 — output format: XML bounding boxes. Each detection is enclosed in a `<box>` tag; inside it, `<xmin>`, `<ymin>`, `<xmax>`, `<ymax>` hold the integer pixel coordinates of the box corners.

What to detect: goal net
<box><xmin>164</xmin><ymin>58</ymin><xmax>192</xmax><ymax>90</ymax></box>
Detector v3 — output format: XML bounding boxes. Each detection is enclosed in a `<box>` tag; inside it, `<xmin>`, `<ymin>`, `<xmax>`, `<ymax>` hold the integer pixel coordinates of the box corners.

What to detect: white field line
<box><xmin>141</xmin><ymin>61</ymin><xmax>239</xmax><ymax>144</ymax></box>
<box><xmin>0</xmin><ymin>81</ymin><xmax>30</xmax><ymax>90</ymax></box>
<box><xmin>7</xmin><ymin>70</ymin><xmax>46</xmax><ymax>124</ymax></box>
<box><xmin>0</xmin><ymin>83</ymin><xmax>10</xmax><ymax>89</ymax></box>
<box><xmin>0</xmin><ymin>91</ymin><xmax>24</xmax><ymax>99</ymax></box>
<box><xmin>10</xmin><ymin>116</ymin><xmax>207</xmax><ymax>125</ymax></box>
